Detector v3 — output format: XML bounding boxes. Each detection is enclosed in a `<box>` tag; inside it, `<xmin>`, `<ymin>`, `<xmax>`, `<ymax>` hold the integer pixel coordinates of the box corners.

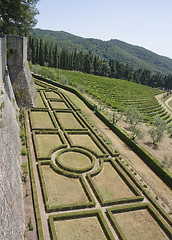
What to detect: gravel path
<box><xmin>165</xmin><ymin>96</ymin><xmax>172</xmax><ymax>112</ymax></box>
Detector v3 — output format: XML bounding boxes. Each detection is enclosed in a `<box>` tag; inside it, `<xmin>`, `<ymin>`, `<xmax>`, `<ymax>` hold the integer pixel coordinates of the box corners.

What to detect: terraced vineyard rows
<box><xmin>25</xmin><ymin>78</ymin><xmax>172</xmax><ymax>240</ymax></box>
<box><xmin>32</xmin><ymin>66</ymin><xmax>172</xmax><ymax>124</ymax></box>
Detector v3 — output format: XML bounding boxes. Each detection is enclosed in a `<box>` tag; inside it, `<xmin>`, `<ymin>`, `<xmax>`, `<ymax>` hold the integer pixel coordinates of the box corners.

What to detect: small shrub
<box><xmin>29</xmin><ymin>218</ymin><xmax>33</xmax><ymax>231</ymax></box>
<box><xmin>59</xmin><ymin>75</ymin><xmax>68</xmax><ymax>85</ymax></box>
<box><xmin>0</xmin><ymin>101</ymin><xmax>5</xmax><ymax>111</ymax></box>
<box><xmin>21</xmin><ymin>146</ymin><xmax>27</xmax><ymax>155</ymax></box>
<box><xmin>20</xmin><ymin>127</ymin><xmax>26</xmax><ymax>144</ymax></box>
<box><xmin>77</xmin><ymin>85</ymin><xmax>85</xmax><ymax>93</ymax></box>
<box><xmin>21</xmin><ymin>162</ymin><xmax>28</xmax><ymax>182</ymax></box>
<box><xmin>143</xmin><ymin>184</ymin><xmax>148</xmax><ymax>188</ymax></box>
<box><xmin>25</xmin><ymin>190</ymin><xmax>29</xmax><ymax>197</ymax></box>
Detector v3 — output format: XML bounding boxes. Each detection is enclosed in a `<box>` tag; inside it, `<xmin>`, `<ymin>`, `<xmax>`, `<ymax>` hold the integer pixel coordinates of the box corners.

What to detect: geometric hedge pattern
<box><xmin>26</xmin><ymin>80</ymin><xmax>172</xmax><ymax>240</ymax></box>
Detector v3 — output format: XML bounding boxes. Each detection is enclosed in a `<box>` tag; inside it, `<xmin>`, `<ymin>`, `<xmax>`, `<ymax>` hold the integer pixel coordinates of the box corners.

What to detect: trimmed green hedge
<box><xmin>49</xmin><ymin>209</ymin><xmax>115</xmax><ymax>240</ymax></box>
<box><xmin>86</xmin><ymin>158</ymin><xmax>143</xmax><ymax>206</ymax></box>
<box><xmin>56</xmin><ymin>147</ymin><xmax>95</xmax><ymax>173</ymax></box>
<box><xmin>95</xmin><ymin>110</ymin><xmax>172</xmax><ymax>189</ymax></box>
<box><xmin>24</xmin><ymin>111</ymin><xmax>44</xmax><ymax>240</ymax></box>
<box><xmin>48</xmin><ymin>98</ymin><xmax>71</xmax><ymax>111</ymax></box>
<box><xmin>115</xmin><ymin>157</ymin><xmax>172</xmax><ymax>227</ymax></box>
<box><xmin>54</xmin><ymin>109</ymin><xmax>87</xmax><ymax>131</ymax></box>
<box><xmin>32</xmin><ymin>130</ymin><xmax>67</xmax><ymax>160</ymax></box>
<box><xmin>29</xmin><ymin>108</ymin><xmax>59</xmax><ymax>130</ymax></box>
<box><xmin>33</xmin><ymin>74</ymin><xmax>172</xmax><ymax>188</ymax></box>
<box><xmin>38</xmin><ymin>161</ymin><xmax>96</xmax><ymax>212</ymax></box>
<box><xmin>106</xmin><ymin>203</ymin><xmax>172</xmax><ymax>240</ymax></box>
<box><xmin>64</xmin><ymin>130</ymin><xmax>109</xmax><ymax>158</ymax></box>
<box><xmin>76</xmin><ymin>111</ymin><xmax>120</xmax><ymax>157</ymax></box>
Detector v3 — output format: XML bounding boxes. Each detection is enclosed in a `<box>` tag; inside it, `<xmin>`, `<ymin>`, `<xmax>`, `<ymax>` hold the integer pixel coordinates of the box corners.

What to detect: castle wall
<box><xmin>7</xmin><ymin>36</ymin><xmax>36</xmax><ymax>107</ymax></box>
<box><xmin>0</xmin><ymin>36</ymin><xmax>24</xmax><ymax>240</ymax></box>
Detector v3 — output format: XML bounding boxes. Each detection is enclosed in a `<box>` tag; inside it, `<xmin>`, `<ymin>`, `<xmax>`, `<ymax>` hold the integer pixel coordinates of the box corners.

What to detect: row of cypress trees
<box><xmin>28</xmin><ymin>36</ymin><xmax>172</xmax><ymax>90</ymax></box>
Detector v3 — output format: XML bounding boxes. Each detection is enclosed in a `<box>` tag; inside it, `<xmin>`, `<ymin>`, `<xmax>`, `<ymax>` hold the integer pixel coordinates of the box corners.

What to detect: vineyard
<box><xmin>31</xmin><ymin>65</ymin><xmax>172</xmax><ymax>124</ymax></box>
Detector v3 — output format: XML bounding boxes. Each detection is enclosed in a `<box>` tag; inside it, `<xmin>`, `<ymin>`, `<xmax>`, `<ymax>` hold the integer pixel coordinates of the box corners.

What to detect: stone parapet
<box><xmin>7</xmin><ymin>36</ymin><xmax>36</xmax><ymax>107</ymax></box>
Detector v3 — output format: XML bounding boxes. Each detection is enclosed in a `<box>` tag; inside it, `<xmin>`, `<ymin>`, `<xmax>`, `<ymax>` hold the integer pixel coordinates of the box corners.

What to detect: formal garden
<box><xmin>25</xmin><ymin>76</ymin><xmax>172</xmax><ymax>239</ymax></box>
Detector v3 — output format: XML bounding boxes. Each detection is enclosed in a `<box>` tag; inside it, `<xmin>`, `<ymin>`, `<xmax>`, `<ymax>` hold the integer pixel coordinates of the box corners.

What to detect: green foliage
<box><xmin>112</xmin><ymin>111</ymin><xmax>123</xmax><ymax>124</ymax></box>
<box><xmin>59</xmin><ymin>75</ymin><xmax>68</xmax><ymax>85</ymax></box>
<box><xmin>20</xmin><ymin>126</ymin><xmax>26</xmax><ymax>144</ymax></box>
<box><xmin>130</xmin><ymin>125</ymin><xmax>143</xmax><ymax>140</ymax></box>
<box><xmin>125</xmin><ymin>107</ymin><xmax>143</xmax><ymax>128</ymax></box>
<box><xmin>29</xmin><ymin>218</ymin><xmax>33</xmax><ymax>231</ymax></box>
<box><xmin>125</xmin><ymin>107</ymin><xmax>143</xmax><ymax>140</ymax></box>
<box><xmin>0</xmin><ymin>101</ymin><xmax>5</xmax><ymax>111</ymax></box>
<box><xmin>167</xmin><ymin>125</ymin><xmax>172</xmax><ymax>138</ymax></box>
<box><xmin>0</xmin><ymin>0</ymin><xmax>39</xmax><ymax>35</ymax></box>
<box><xmin>21</xmin><ymin>146</ymin><xmax>27</xmax><ymax>155</ymax></box>
<box><xmin>149</xmin><ymin>117</ymin><xmax>166</xmax><ymax>145</ymax></box>
<box><xmin>77</xmin><ymin>85</ymin><xmax>85</xmax><ymax>93</ymax></box>
<box><xmin>21</xmin><ymin>162</ymin><xmax>28</xmax><ymax>182</ymax></box>
<box><xmin>32</xmin><ymin>28</ymin><xmax>172</xmax><ymax>75</ymax></box>
<box><xmin>32</xmin><ymin>66</ymin><xmax>169</xmax><ymax>124</ymax></box>
<box><xmin>28</xmin><ymin>35</ymin><xmax>172</xmax><ymax>90</ymax></box>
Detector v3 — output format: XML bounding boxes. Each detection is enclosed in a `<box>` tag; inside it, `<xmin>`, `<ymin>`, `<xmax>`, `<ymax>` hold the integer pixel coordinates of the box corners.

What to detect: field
<box><xmin>92</xmin><ymin>161</ymin><xmax>135</xmax><ymax>201</ymax></box>
<box><xmin>25</xmin><ymin>78</ymin><xmax>172</xmax><ymax>240</ymax></box>
<box><xmin>40</xmin><ymin>165</ymin><xmax>89</xmax><ymax>207</ymax></box>
<box><xmin>32</xmin><ymin>66</ymin><xmax>172</xmax><ymax>124</ymax></box>
<box><xmin>107</xmin><ymin>204</ymin><xmax>171</xmax><ymax>240</ymax></box>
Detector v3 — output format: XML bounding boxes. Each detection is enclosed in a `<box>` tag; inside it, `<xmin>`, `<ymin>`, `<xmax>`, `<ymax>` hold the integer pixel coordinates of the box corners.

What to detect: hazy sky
<box><xmin>36</xmin><ymin>0</ymin><xmax>172</xmax><ymax>59</ymax></box>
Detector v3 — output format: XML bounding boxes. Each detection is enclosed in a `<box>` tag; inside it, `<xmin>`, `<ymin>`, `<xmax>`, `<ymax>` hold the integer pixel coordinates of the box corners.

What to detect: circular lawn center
<box><xmin>58</xmin><ymin>150</ymin><xmax>94</xmax><ymax>173</ymax></box>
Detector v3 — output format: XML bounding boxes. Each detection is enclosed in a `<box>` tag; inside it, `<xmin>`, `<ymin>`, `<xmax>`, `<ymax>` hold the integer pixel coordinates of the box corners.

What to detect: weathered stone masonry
<box><xmin>7</xmin><ymin>36</ymin><xmax>36</xmax><ymax>107</ymax></box>
<box><xmin>0</xmin><ymin>35</ymin><xmax>36</xmax><ymax>240</ymax></box>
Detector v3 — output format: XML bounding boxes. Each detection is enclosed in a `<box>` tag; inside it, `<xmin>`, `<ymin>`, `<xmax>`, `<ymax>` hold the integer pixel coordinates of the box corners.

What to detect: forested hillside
<box><xmin>28</xmin><ymin>35</ymin><xmax>172</xmax><ymax>90</ymax></box>
<box><xmin>32</xmin><ymin>28</ymin><xmax>172</xmax><ymax>74</ymax></box>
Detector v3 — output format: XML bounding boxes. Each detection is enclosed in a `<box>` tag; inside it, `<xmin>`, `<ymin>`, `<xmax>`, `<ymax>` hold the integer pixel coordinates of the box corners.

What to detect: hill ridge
<box><xmin>33</xmin><ymin>28</ymin><xmax>172</xmax><ymax>74</ymax></box>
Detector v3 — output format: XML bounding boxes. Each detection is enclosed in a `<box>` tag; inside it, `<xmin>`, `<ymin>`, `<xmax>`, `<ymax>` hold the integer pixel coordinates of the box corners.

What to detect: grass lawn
<box><xmin>35</xmin><ymin>133</ymin><xmax>63</xmax><ymax>158</ymax></box>
<box><xmin>41</xmin><ymin>165</ymin><xmax>89</xmax><ymax>207</ymax></box>
<box><xmin>54</xmin><ymin>216</ymin><xmax>107</xmax><ymax>240</ymax></box>
<box><xmin>56</xmin><ymin>112</ymin><xmax>84</xmax><ymax>129</ymax></box>
<box><xmin>30</xmin><ymin>111</ymin><xmax>55</xmax><ymax>129</ymax></box>
<box><xmin>69</xmin><ymin>133</ymin><xmax>104</xmax><ymax>156</ymax></box>
<box><xmin>50</xmin><ymin>101</ymin><xmax>69</xmax><ymax>109</ymax></box>
<box><xmin>35</xmin><ymin>92</ymin><xmax>46</xmax><ymax>108</ymax></box>
<box><xmin>59</xmin><ymin>151</ymin><xmax>92</xmax><ymax>171</ymax></box>
<box><xmin>113</xmin><ymin>209</ymin><xmax>169</xmax><ymax>240</ymax></box>
<box><xmin>92</xmin><ymin>161</ymin><xmax>135</xmax><ymax>201</ymax></box>
<box><xmin>45</xmin><ymin>91</ymin><xmax>62</xmax><ymax>99</ymax></box>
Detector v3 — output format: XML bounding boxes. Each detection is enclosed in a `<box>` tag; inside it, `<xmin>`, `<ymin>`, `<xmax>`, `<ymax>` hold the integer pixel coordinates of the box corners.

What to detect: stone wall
<box><xmin>7</xmin><ymin>36</ymin><xmax>36</xmax><ymax>107</ymax></box>
<box><xmin>0</xmin><ymin>36</ymin><xmax>24</xmax><ymax>240</ymax></box>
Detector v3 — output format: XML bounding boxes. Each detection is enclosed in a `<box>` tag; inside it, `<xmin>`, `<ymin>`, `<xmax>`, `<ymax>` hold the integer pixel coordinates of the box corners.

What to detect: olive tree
<box><xmin>125</xmin><ymin>106</ymin><xmax>143</xmax><ymax>140</ymax></box>
<box><xmin>149</xmin><ymin>117</ymin><xmax>166</xmax><ymax>145</ymax></box>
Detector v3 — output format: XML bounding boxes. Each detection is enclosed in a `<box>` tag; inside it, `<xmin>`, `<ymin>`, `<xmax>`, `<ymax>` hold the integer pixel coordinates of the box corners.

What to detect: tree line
<box><xmin>28</xmin><ymin>36</ymin><xmax>172</xmax><ymax>90</ymax></box>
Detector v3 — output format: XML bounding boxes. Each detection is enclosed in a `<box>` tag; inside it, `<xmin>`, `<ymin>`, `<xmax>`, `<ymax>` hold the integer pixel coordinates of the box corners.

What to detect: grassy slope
<box><xmin>34</xmin><ymin>66</ymin><xmax>165</xmax><ymax>122</ymax></box>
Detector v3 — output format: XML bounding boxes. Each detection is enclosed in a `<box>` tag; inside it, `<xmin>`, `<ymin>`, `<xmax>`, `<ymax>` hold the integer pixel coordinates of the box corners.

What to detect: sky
<box><xmin>35</xmin><ymin>0</ymin><xmax>172</xmax><ymax>59</ymax></box>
